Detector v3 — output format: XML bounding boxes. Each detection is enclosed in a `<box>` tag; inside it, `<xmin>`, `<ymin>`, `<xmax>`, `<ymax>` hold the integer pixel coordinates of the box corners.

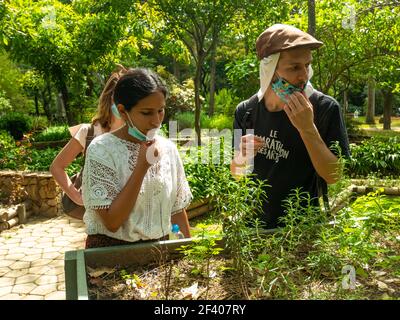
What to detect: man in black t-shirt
<box><xmin>230</xmin><ymin>24</ymin><xmax>350</xmax><ymax>228</ymax></box>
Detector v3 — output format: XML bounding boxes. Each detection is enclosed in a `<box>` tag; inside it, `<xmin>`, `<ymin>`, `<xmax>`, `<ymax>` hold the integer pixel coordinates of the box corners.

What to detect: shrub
<box><xmin>174</xmin><ymin>111</ymin><xmax>195</xmax><ymax>130</ymax></box>
<box><xmin>225</xmin><ymin>55</ymin><xmax>259</xmax><ymax>100</ymax></box>
<box><xmin>33</xmin><ymin>125</ymin><xmax>70</xmax><ymax>142</ymax></box>
<box><xmin>173</xmin><ymin>112</ymin><xmax>233</xmax><ymax>131</ymax></box>
<box><xmin>205</xmin><ymin>88</ymin><xmax>240</xmax><ymax>117</ymax></box>
<box><xmin>155</xmin><ymin>66</ymin><xmax>195</xmax><ymax>120</ymax></box>
<box><xmin>27</xmin><ymin>148</ymin><xmax>83</xmax><ymax>175</ymax></box>
<box><xmin>30</xmin><ymin>116</ymin><xmax>49</xmax><ymax>132</ymax></box>
<box><xmin>208</xmin><ymin>114</ymin><xmax>233</xmax><ymax>130</ymax></box>
<box><xmin>347</xmin><ymin>136</ymin><xmax>400</xmax><ymax>177</ymax></box>
<box><xmin>0</xmin><ymin>112</ymin><xmax>32</xmax><ymax>140</ymax></box>
<box><xmin>0</xmin><ymin>90</ymin><xmax>12</xmax><ymax>116</ymax></box>
<box><xmin>0</xmin><ymin>130</ymin><xmax>14</xmax><ymax>149</ymax></box>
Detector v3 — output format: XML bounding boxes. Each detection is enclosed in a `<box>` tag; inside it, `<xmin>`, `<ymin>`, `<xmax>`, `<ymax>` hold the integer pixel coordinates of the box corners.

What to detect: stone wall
<box><xmin>0</xmin><ymin>170</ymin><xmax>61</xmax><ymax>218</ymax></box>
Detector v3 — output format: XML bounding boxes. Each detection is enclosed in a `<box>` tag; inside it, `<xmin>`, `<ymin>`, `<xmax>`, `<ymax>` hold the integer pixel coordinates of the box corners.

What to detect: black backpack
<box><xmin>237</xmin><ymin>91</ymin><xmax>330</xmax><ymax>211</ymax></box>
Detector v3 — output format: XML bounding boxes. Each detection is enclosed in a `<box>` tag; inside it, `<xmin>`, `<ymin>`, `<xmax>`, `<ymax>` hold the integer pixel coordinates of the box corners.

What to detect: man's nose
<box><xmin>298</xmin><ymin>66</ymin><xmax>309</xmax><ymax>83</ymax></box>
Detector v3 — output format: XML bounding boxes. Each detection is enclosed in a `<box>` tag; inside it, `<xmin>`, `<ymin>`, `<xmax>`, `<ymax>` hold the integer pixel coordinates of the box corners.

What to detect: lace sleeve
<box><xmin>171</xmin><ymin>147</ymin><xmax>193</xmax><ymax>215</ymax></box>
<box><xmin>82</xmin><ymin>143</ymin><xmax>120</xmax><ymax>210</ymax></box>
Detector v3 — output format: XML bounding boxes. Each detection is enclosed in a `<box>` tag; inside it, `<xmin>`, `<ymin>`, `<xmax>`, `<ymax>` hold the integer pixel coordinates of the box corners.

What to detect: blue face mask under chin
<box><xmin>271</xmin><ymin>76</ymin><xmax>307</xmax><ymax>103</ymax></box>
<box><xmin>125</xmin><ymin>112</ymin><xmax>160</xmax><ymax>142</ymax></box>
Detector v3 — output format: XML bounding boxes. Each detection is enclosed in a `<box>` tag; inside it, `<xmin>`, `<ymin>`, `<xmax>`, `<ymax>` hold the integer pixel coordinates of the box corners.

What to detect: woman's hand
<box><xmin>69</xmin><ymin>186</ymin><xmax>84</xmax><ymax>206</ymax></box>
<box><xmin>136</xmin><ymin>139</ymin><xmax>160</xmax><ymax>171</ymax></box>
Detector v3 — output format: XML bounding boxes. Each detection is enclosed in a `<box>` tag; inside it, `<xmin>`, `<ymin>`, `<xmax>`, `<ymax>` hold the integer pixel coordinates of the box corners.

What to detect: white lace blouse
<box><xmin>81</xmin><ymin>133</ymin><xmax>193</xmax><ymax>242</ymax></box>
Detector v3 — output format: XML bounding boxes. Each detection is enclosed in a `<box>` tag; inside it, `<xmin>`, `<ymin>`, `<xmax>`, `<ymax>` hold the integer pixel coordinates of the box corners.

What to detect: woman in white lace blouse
<box><xmin>82</xmin><ymin>68</ymin><xmax>192</xmax><ymax>248</ymax></box>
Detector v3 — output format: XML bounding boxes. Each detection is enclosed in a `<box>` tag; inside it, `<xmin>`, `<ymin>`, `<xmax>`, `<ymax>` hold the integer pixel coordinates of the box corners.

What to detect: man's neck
<box><xmin>263</xmin><ymin>89</ymin><xmax>285</xmax><ymax>112</ymax></box>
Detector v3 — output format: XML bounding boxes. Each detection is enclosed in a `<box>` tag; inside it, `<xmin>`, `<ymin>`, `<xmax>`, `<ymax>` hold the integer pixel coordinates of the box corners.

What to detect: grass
<box><xmin>361</xmin><ymin>129</ymin><xmax>400</xmax><ymax>138</ymax></box>
<box><xmin>353</xmin><ymin>116</ymin><xmax>400</xmax><ymax>129</ymax></box>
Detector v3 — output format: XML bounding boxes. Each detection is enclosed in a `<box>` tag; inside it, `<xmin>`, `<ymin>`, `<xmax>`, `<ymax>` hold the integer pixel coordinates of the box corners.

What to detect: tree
<box><xmin>366</xmin><ymin>76</ymin><xmax>376</xmax><ymax>124</ymax></box>
<box><xmin>2</xmin><ymin>0</ymin><xmax>141</xmax><ymax>124</ymax></box>
<box><xmin>308</xmin><ymin>0</ymin><xmax>399</xmax><ymax>98</ymax></box>
<box><xmin>308</xmin><ymin>0</ymin><xmax>316</xmax><ymax>37</ymax></box>
<box><xmin>149</xmin><ymin>0</ymin><xmax>247</xmax><ymax>144</ymax></box>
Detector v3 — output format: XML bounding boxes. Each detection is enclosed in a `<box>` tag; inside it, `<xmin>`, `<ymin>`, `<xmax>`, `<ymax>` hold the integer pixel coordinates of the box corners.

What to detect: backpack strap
<box><xmin>309</xmin><ymin>90</ymin><xmax>331</xmax><ymax>212</ymax></box>
<box><xmin>240</xmin><ymin>94</ymin><xmax>259</xmax><ymax>134</ymax></box>
<box><xmin>80</xmin><ymin>124</ymin><xmax>95</xmax><ymax>171</ymax></box>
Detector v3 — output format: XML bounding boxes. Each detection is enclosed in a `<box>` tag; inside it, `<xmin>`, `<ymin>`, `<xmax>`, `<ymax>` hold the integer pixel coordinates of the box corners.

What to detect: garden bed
<box><xmin>65</xmin><ymin>187</ymin><xmax>400</xmax><ymax>300</ymax></box>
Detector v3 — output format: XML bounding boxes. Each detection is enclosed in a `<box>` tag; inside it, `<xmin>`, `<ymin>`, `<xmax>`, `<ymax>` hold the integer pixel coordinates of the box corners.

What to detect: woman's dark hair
<box><xmin>113</xmin><ymin>68</ymin><xmax>167</xmax><ymax>111</ymax></box>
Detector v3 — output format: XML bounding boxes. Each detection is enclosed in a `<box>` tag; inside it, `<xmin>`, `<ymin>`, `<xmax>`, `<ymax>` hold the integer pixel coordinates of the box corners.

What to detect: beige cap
<box><xmin>256</xmin><ymin>24</ymin><xmax>323</xmax><ymax>59</ymax></box>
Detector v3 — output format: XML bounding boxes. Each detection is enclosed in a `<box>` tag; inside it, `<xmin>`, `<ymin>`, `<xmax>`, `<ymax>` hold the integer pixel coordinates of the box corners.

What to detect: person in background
<box><xmin>50</xmin><ymin>66</ymin><xmax>127</xmax><ymax>218</ymax></box>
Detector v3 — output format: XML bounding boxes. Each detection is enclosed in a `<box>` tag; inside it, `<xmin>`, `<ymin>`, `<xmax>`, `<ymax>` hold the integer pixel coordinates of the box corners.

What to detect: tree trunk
<box><xmin>208</xmin><ymin>29</ymin><xmax>218</xmax><ymax>117</ymax></box>
<box><xmin>59</xmin><ymin>80</ymin><xmax>73</xmax><ymax>125</ymax></box>
<box><xmin>366</xmin><ymin>76</ymin><xmax>376</xmax><ymax>124</ymax></box>
<box><xmin>194</xmin><ymin>55</ymin><xmax>205</xmax><ymax>146</ymax></box>
<box><xmin>382</xmin><ymin>89</ymin><xmax>393</xmax><ymax>130</ymax></box>
<box><xmin>85</xmin><ymin>74</ymin><xmax>93</xmax><ymax>97</ymax></box>
<box><xmin>34</xmin><ymin>90</ymin><xmax>39</xmax><ymax>116</ymax></box>
<box><xmin>172</xmin><ymin>58</ymin><xmax>180</xmax><ymax>81</ymax></box>
<box><xmin>308</xmin><ymin>0</ymin><xmax>316</xmax><ymax>37</ymax></box>
<box><xmin>343</xmin><ymin>90</ymin><xmax>348</xmax><ymax>115</ymax></box>
<box><xmin>41</xmin><ymin>82</ymin><xmax>51</xmax><ymax>121</ymax></box>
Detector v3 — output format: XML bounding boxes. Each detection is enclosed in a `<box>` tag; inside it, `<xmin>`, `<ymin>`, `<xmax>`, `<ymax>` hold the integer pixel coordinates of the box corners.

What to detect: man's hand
<box><xmin>283</xmin><ymin>92</ymin><xmax>315</xmax><ymax>134</ymax></box>
<box><xmin>232</xmin><ymin>134</ymin><xmax>265</xmax><ymax>169</ymax></box>
<box><xmin>239</xmin><ymin>134</ymin><xmax>265</xmax><ymax>158</ymax></box>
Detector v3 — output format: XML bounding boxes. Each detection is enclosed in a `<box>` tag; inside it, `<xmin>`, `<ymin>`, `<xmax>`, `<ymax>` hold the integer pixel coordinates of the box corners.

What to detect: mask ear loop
<box><xmin>111</xmin><ymin>103</ymin><xmax>122</xmax><ymax>119</ymax></box>
<box><xmin>304</xmin><ymin>65</ymin><xmax>315</xmax><ymax>98</ymax></box>
<box><xmin>308</xmin><ymin>65</ymin><xmax>314</xmax><ymax>79</ymax></box>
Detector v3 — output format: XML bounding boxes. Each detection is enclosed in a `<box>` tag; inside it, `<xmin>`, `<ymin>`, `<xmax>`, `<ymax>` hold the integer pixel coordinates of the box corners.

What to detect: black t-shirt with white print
<box><xmin>233</xmin><ymin>90</ymin><xmax>350</xmax><ymax>228</ymax></box>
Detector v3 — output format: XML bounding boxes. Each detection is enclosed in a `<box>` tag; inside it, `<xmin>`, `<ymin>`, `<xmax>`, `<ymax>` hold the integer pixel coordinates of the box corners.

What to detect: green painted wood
<box><xmin>64</xmin><ymin>250</ymin><xmax>77</xmax><ymax>300</ymax></box>
<box><xmin>76</xmin><ymin>250</ymin><xmax>89</xmax><ymax>300</ymax></box>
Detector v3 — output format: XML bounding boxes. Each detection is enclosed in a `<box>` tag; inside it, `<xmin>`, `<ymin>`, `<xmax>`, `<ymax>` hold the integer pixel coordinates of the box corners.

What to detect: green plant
<box><xmin>348</xmin><ymin>136</ymin><xmax>400</xmax><ymax>177</ymax></box>
<box><xmin>212</xmin><ymin>172</ymin><xmax>269</xmax><ymax>298</ymax></box>
<box><xmin>225</xmin><ymin>55</ymin><xmax>259</xmax><ymax>100</ymax></box>
<box><xmin>183</xmin><ymin>147</ymin><xmax>230</xmax><ymax>201</ymax></box>
<box><xmin>0</xmin><ymin>112</ymin><xmax>32</xmax><ymax>140</ymax></box>
<box><xmin>30</xmin><ymin>116</ymin><xmax>49</xmax><ymax>132</ymax></box>
<box><xmin>33</xmin><ymin>125</ymin><xmax>70</xmax><ymax>142</ymax></box>
<box><xmin>155</xmin><ymin>66</ymin><xmax>195</xmax><ymax>121</ymax></box>
<box><xmin>0</xmin><ymin>134</ymin><xmax>82</xmax><ymax>175</ymax></box>
<box><xmin>177</xmin><ymin>223</ymin><xmax>223</xmax><ymax>298</ymax></box>
<box><xmin>0</xmin><ymin>90</ymin><xmax>12</xmax><ymax>116</ymax></box>
<box><xmin>0</xmin><ymin>129</ymin><xmax>14</xmax><ymax>148</ymax></box>
<box><xmin>208</xmin><ymin>114</ymin><xmax>233</xmax><ymax>130</ymax></box>
<box><xmin>174</xmin><ymin>111</ymin><xmax>194</xmax><ymax>130</ymax></box>
<box><xmin>204</xmin><ymin>88</ymin><xmax>240</xmax><ymax>117</ymax></box>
